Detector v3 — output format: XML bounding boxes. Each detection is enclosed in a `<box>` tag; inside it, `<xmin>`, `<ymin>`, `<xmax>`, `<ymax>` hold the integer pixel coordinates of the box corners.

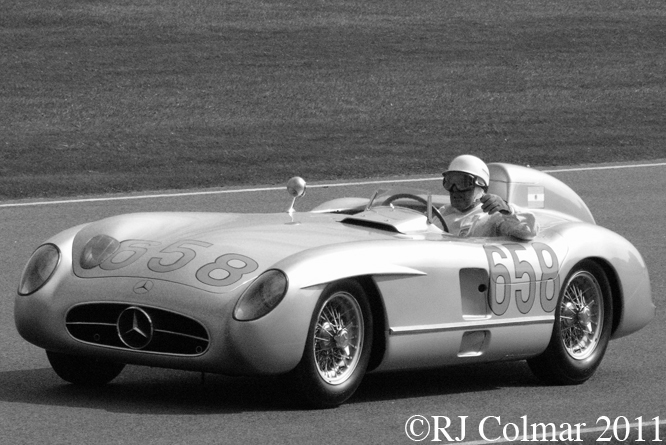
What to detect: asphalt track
<box><xmin>1</xmin><ymin>161</ymin><xmax>665</xmax><ymax>444</ymax></box>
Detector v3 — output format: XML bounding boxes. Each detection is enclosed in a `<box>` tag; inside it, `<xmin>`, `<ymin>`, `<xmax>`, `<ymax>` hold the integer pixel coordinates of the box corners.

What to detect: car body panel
<box><xmin>70</xmin><ymin>211</ymin><xmax>400</xmax><ymax>293</ymax></box>
<box><xmin>15</xmin><ymin>163</ymin><xmax>655</xmax><ymax>382</ymax></box>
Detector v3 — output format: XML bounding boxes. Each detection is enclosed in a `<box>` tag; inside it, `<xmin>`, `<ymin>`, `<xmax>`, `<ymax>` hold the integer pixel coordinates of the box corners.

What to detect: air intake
<box><xmin>66</xmin><ymin>303</ymin><xmax>209</xmax><ymax>356</ymax></box>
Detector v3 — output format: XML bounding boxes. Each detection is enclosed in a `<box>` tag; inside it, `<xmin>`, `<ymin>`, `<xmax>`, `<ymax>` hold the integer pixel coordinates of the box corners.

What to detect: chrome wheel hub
<box><xmin>559</xmin><ymin>271</ymin><xmax>603</xmax><ymax>360</ymax></box>
<box><xmin>313</xmin><ymin>292</ymin><xmax>363</xmax><ymax>385</ymax></box>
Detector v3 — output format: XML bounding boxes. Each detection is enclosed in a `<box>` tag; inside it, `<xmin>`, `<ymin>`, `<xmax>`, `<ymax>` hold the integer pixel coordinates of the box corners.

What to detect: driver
<box><xmin>441</xmin><ymin>155</ymin><xmax>538</xmax><ymax>240</ymax></box>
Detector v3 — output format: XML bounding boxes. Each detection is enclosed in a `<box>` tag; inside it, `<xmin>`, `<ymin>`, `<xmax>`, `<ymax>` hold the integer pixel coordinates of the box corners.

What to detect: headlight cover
<box><xmin>80</xmin><ymin>234</ymin><xmax>119</xmax><ymax>269</ymax></box>
<box><xmin>18</xmin><ymin>244</ymin><xmax>61</xmax><ymax>295</ymax></box>
<box><xmin>233</xmin><ymin>270</ymin><xmax>288</xmax><ymax>321</ymax></box>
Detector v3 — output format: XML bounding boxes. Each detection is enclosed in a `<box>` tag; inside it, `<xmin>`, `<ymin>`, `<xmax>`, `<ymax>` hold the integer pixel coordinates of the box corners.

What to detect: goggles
<box><xmin>442</xmin><ymin>172</ymin><xmax>485</xmax><ymax>192</ymax></box>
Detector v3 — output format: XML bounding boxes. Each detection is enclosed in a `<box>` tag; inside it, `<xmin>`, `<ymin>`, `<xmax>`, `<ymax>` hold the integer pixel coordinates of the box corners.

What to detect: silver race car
<box><xmin>15</xmin><ymin>163</ymin><xmax>655</xmax><ymax>408</ymax></box>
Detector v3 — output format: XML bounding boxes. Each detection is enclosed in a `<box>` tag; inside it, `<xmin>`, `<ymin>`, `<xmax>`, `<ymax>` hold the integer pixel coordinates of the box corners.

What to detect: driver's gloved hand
<box><xmin>481</xmin><ymin>194</ymin><xmax>511</xmax><ymax>215</ymax></box>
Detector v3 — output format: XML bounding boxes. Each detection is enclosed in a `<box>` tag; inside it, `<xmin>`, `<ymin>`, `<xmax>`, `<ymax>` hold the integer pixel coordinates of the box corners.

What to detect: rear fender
<box><xmin>554</xmin><ymin>223</ymin><xmax>654</xmax><ymax>338</ymax></box>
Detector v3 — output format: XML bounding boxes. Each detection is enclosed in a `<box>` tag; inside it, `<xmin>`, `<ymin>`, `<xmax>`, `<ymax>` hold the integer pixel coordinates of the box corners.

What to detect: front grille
<box><xmin>66</xmin><ymin>303</ymin><xmax>210</xmax><ymax>356</ymax></box>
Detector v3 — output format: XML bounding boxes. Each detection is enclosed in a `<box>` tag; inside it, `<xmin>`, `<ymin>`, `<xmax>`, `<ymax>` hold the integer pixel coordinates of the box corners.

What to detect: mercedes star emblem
<box><xmin>133</xmin><ymin>280</ymin><xmax>154</xmax><ymax>294</ymax></box>
<box><xmin>117</xmin><ymin>306</ymin><xmax>154</xmax><ymax>350</ymax></box>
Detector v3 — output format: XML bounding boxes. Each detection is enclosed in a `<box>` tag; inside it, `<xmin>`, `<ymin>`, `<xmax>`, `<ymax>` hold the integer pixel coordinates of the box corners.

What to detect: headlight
<box><xmin>80</xmin><ymin>234</ymin><xmax>119</xmax><ymax>269</ymax></box>
<box><xmin>18</xmin><ymin>244</ymin><xmax>61</xmax><ymax>295</ymax></box>
<box><xmin>233</xmin><ymin>270</ymin><xmax>288</xmax><ymax>321</ymax></box>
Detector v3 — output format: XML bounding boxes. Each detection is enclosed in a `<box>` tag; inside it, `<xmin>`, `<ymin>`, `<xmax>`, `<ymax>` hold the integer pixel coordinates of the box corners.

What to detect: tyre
<box><xmin>528</xmin><ymin>260</ymin><xmax>613</xmax><ymax>385</ymax></box>
<box><xmin>292</xmin><ymin>279</ymin><xmax>373</xmax><ymax>408</ymax></box>
<box><xmin>46</xmin><ymin>351</ymin><xmax>125</xmax><ymax>386</ymax></box>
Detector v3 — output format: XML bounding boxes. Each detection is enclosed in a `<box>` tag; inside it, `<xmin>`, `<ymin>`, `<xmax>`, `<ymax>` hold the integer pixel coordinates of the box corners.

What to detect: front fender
<box><xmin>274</xmin><ymin>241</ymin><xmax>427</xmax><ymax>290</ymax></box>
<box><xmin>224</xmin><ymin>241</ymin><xmax>427</xmax><ymax>374</ymax></box>
<box><xmin>225</xmin><ymin>284</ymin><xmax>324</xmax><ymax>374</ymax></box>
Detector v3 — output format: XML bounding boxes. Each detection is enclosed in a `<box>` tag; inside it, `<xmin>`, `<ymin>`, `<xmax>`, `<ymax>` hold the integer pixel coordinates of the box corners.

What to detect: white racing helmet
<box><xmin>443</xmin><ymin>155</ymin><xmax>490</xmax><ymax>191</ymax></box>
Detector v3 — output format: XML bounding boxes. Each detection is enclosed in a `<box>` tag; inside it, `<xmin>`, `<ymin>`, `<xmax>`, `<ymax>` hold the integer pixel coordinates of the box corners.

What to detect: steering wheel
<box><xmin>381</xmin><ymin>193</ymin><xmax>449</xmax><ymax>232</ymax></box>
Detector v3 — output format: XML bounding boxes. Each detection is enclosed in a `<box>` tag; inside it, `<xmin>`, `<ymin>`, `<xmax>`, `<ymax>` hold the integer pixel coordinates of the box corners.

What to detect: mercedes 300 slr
<box><xmin>15</xmin><ymin>163</ymin><xmax>654</xmax><ymax>408</ymax></box>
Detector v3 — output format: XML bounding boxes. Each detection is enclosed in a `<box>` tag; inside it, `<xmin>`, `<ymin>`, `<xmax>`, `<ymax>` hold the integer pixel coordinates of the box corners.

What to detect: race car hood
<box><xmin>71</xmin><ymin>211</ymin><xmax>396</xmax><ymax>293</ymax></box>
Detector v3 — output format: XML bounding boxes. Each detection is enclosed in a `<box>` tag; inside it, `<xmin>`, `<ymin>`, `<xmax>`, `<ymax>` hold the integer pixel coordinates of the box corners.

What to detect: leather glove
<box><xmin>481</xmin><ymin>194</ymin><xmax>511</xmax><ymax>215</ymax></box>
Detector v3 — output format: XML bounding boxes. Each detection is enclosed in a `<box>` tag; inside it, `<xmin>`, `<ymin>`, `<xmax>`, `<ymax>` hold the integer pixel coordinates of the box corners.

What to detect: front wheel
<box><xmin>47</xmin><ymin>351</ymin><xmax>125</xmax><ymax>386</ymax></box>
<box><xmin>527</xmin><ymin>260</ymin><xmax>613</xmax><ymax>385</ymax></box>
<box><xmin>291</xmin><ymin>280</ymin><xmax>373</xmax><ymax>408</ymax></box>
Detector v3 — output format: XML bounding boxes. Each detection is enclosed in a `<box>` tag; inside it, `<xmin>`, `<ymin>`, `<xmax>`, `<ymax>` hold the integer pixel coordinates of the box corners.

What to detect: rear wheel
<box><xmin>292</xmin><ymin>280</ymin><xmax>373</xmax><ymax>408</ymax></box>
<box><xmin>528</xmin><ymin>260</ymin><xmax>613</xmax><ymax>385</ymax></box>
<box><xmin>47</xmin><ymin>351</ymin><xmax>125</xmax><ymax>386</ymax></box>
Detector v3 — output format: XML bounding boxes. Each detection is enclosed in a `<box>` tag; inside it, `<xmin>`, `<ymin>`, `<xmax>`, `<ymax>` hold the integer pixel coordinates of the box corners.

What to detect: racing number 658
<box><xmin>97</xmin><ymin>239</ymin><xmax>259</xmax><ymax>288</ymax></box>
<box><xmin>484</xmin><ymin>242</ymin><xmax>560</xmax><ymax>315</ymax></box>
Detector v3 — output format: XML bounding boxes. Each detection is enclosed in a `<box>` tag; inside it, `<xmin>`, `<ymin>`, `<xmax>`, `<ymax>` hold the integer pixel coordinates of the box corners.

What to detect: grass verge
<box><xmin>1</xmin><ymin>0</ymin><xmax>665</xmax><ymax>199</ymax></box>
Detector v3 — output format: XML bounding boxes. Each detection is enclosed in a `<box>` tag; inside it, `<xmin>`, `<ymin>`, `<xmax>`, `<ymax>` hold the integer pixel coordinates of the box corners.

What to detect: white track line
<box><xmin>1</xmin><ymin>162</ymin><xmax>665</xmax><ymax>208</ymax></box>
<box><xmin>544</xmin><ymin>162</ymin><xmax>666</xmax><ymax>173</ymax></box>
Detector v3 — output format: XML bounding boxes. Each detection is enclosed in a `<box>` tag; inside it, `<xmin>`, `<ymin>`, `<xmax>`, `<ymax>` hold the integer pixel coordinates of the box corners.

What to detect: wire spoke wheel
<box><xmin>527</xmin><ymin>260</ymin><xmax>612</xmax><ymax>385</ymax></box>
<box><xmin>292</xmin><ymin>279</ymin><xmax>372</xmax><ymax>408</ymax></box>
<box><xmin>559</xmin><ymin>270</ymin><xmax>604</xmax><ymax>360</ymax></box>
<box><xmin>313</xmin><ymin>291</ymin><xmax>364</xmax><ymax>385</ymax></box>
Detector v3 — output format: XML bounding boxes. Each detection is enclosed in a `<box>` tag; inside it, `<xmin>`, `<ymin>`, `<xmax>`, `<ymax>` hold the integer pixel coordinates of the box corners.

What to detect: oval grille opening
<box><xmin>66</xmin><ymin>303</ymin><xmax>210</xmax><ymax>356</ymax></box>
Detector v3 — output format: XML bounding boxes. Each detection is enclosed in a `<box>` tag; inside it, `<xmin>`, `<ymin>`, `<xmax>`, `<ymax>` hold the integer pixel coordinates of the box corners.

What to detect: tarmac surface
<box><xmin>1</xmin><ymin>161</ymin><xmax>664</xmax><ymax>444</ymax></box>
